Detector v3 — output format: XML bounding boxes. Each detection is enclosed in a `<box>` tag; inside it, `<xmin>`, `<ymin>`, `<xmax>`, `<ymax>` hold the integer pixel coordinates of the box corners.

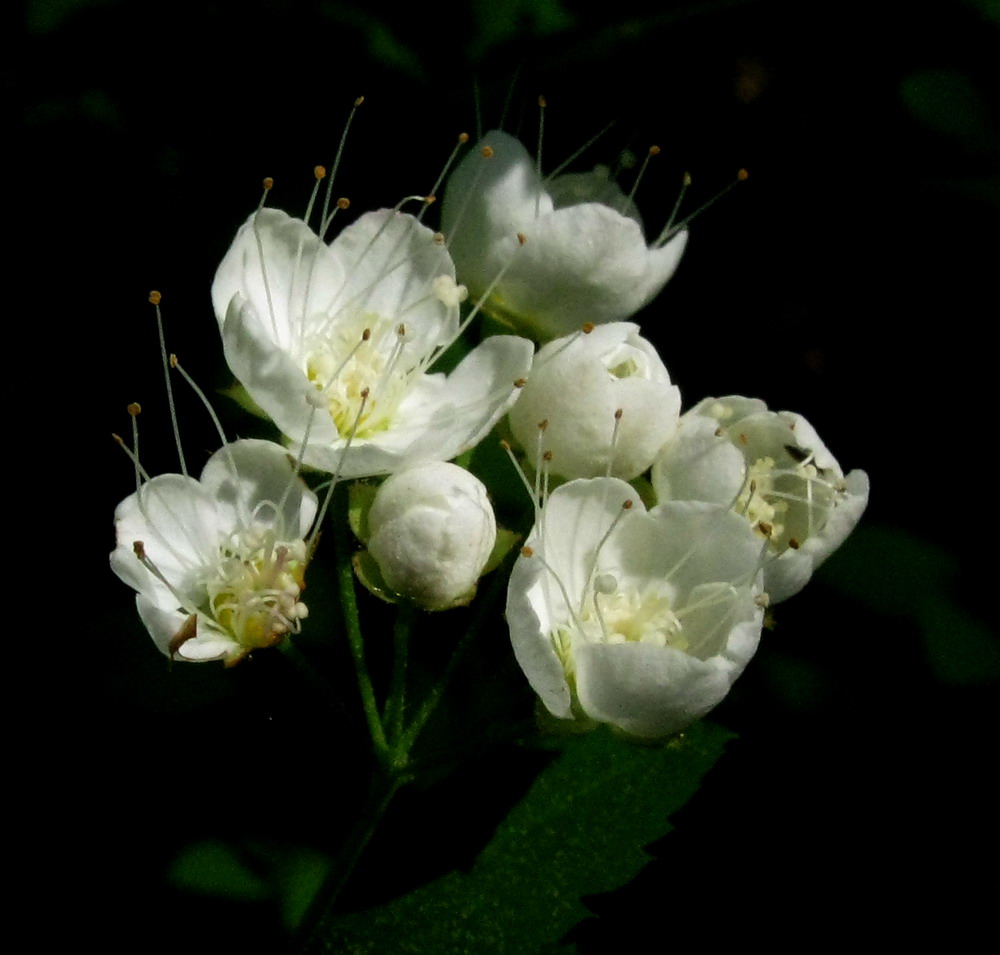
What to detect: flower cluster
<box><xmin>111</xmin><ymin>119</ymin><xmax>867</xmax><ymax>744</ymax></box>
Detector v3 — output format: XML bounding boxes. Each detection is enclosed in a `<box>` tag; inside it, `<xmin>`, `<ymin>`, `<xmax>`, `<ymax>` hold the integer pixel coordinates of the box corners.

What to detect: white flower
<box><xmin>650</xmin><ymin>396</ymin><xmax>870</xmax><ymax>603</ymax></box>
<box><xmin>508</xmin><ymin>322</ymin><xmax>681</xmax><ymax>481</ymax></box>
<box><xmin>212</xmin><ymin>207</ymin><xmax>533</xmax><ymax>478</ymax></box>
<box><xmin>441</xmin><ymin>130</ymin><xmax>688</xmax><ymax>341</ymax></box>
<box><xmin>110</xmin><ymin>439</ymin><xmax>318</xmax><ymax>664</ymax></box>
<box><xmin>506</xmin><ymin>478</ymin><xmax>764</xmax><ymax>740</ymax></box>
<box><xmin>367</xmin><ymin>462</ymin><xmax>497</xmax><ymax>610</ymax></box>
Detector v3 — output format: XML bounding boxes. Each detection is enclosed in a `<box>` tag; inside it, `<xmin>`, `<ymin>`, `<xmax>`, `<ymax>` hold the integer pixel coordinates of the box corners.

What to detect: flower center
<box><xmin>305</xmin><ymin>312</ymin><xmax>408</xmax><ymax>439</ymax></box>
<box><xmin>204</xmin><ymin>527</ymin><xmax>309</xmax><ymax>652</ymax></box>
<box><xmin>554</xmin><ymin>577</ymin><xmax>686</xmax><ymax>677</ymax></box>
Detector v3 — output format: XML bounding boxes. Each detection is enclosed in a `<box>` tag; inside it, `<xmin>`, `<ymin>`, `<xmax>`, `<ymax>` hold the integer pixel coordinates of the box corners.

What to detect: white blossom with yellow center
<box><xmin>651</xmin><ymin>396</ymin><xmax>870</xmax><ymax>603</ymax></box>
<box><xmin>110</xmin><ymin>439</ymin><xmax>318</xmax><ymax>664</ymax></box>
<box><xmin>212</xmin><ymin>208</ymin><xmax>533</xmax><ymax>477</ymax></box>
<box><xmin>507</xmin><ymin>477</ymin><xmax>764</xmax><ymax>740</ymax></box>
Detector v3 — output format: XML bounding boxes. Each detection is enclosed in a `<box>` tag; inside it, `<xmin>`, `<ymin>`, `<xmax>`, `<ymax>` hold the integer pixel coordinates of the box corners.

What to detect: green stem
<box><xmin>383</xmin><ymin>602</ymin><xmax>414</xmax><ymax>750</ymax></box>
<box><xmin>289</xmin><ymin>768</ymin><xmax>406</xmax><ymax>955</ymax></box>
<box><xmin>396</xmin><ymin>560</ymin><xmax>509</xmax><ymax>755</ymax></box>
<box><xmin>332</xmin><ymin>483</ymin><xmax>388</xmax><ymax>759</ymax></box>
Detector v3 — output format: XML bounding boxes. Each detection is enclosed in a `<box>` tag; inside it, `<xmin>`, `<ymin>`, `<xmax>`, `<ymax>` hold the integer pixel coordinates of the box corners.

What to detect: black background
<box><xmin>21</xmin><ymin>0</ymin><xmax>999</xmax><ymax>950</ymax></box>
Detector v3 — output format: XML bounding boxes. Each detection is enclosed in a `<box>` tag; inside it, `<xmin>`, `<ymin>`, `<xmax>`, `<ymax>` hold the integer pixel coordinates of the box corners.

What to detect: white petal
<box><xmin>575</xmin><ymin>642</ymin><xmax>743</xmax><ymax>739</ymax></box>
<box><xmin>327</xmin><ymin>210</ymin><xmax>459</xmax><ymax>355</ymax></box>
<box><xmin>212</xmin><ymin>208</ymin><xmax>345</xmax><ymax>349</ymax></box>
<box><xmin>506</xmin><ymin>551</ymin><xmax>573</xmax><ymax>719</ymax></box>
<box><xmin>198</xmin><ymin>439</ymin><xmax>318</xmax><ymax>540</ymax></box>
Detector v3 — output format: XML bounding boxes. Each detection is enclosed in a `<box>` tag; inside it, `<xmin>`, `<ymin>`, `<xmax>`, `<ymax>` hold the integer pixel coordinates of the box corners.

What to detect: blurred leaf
<box><xmin>963</xmin><ymin>0</ymin><xmax>1000</xmax><ymax>27</ymax></box>
<box><xmin>323</xmin><ymin>721</ymin><xmax>732</xmax><ymax>952</ymax></box>
<box><xmin>274</xmin><ymin>848</ymin><xmax>333</xmax><ymax>930</ymax></box>
<box><xmin>170</xmin><ymin>840</ymin><xmax>269</xmax><ymax>901</ymax></box>
<box><xmin>819</xmin><ymin>524</ymin><xmax>956</xmax><ymax>616</ymax></box>
<box><xmin>469</xmin><ymin>0</ymin><xmax>576</xmax><ymax>59</ymax></box>
<box><xmin>919</xmin><ymin>599</ymin><xmax>1000</xmax><ymax>685</ymax></box>
<box><xmin>899</xmin><ymin>69</ymin><xmax>997</xmax><ymax>146</ymax></box>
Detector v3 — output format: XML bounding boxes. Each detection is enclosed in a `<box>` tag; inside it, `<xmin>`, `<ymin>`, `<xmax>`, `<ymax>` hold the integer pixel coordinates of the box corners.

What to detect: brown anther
<box><xmin>749</xmin><ymin>480</ymin><xmax>757</xmax><ymax>494</ymax></box>
<box><xmin>262</xmin><ymin>177</ymin><xmax>274</xmax><ymax>190</ymax></box>
<box><xmin>623</xmin><ymin>499</ymin><xmax>634</xmax><ymax>510</ymax></box>
<box><xmin>614</xmin><ymin>408</ymin><xmax>623</xmax><ymax>420</ymax></box>
<box><xmin>537</xmin><ymin>419</ymin><xmax>549</xmax><ymax>431</ymax></box>
<box><xmin>127</xmin><ymin>402</ymin><xmax>142</xmax><ymax>417</ymax></box>
<box><xmin>168</xmin><ymin>613</ymin><xmax>199</xmax><ymax>659</ymax></box>
<box><xmin>423</xmin><ymin>195</ymin><xmax>436</xmax><ymax>205</ymax></box>
<box><xmin>538</xmin><ymin>94</ymin><xmax>547</xmax><ymax>108</ymax></box>
<box><xmin>482</xmin><ymin>145</ymin><xmax>494</xmax><ymax>159</ymax></box>
<box><xmin>112</xmin><ymin>433</ymin><xmax>125</xmax><ymax>445</ymax></box>
<box><xmin>516</xmin><ymin>232</ymin><xmax>527</xmax><ymax>245</ymax></box>
<box><xmin>513</xmin><ymin>377</ymin><xmax>527</xmax><ymax>388</ymax></box>
<box><xmin>582</xmin><ymin>322</ymin><xmax>595</xmax><ymax>334</ymax></box>
<box><xmin>542</xmin><ymin>450</ymin><xmax>553</xmax><ymax>461</ymax></box>
<box><xmin>521</xmin><ymin>545</ymin><xmax>534</xmax><ymax>557</ymax></box>
<box><xmin>148</xmin><ymin>290</ymin><xmax>162</xmax><ymax>305</ymax></box>
<box><xmin>133</xmin><ymin>541</ymin><xmax>146</xmax><ymax>558</ymax></box>
<box><xmin>788</xmin><ymin>537</ymin><xmax>801</xmax><ymax>550</ymax></box>
<box><xmin>715</xmin><ymin>427</ymin><xmax>724</xmax><ymax>437</ymax></box>
<box><xmin>649</xmin><ymin>145</ymin><xmax>661</xmax><ymax>156</ymax></box>
<box><xmin>433</xmin><ymin>232</ymin><xmax>445</xmax><ymax>244</ymax></box>
<box><xmin>396</xmin><ymin>323</ymin><xmax>407</xmax><ymax>336</ymax></box>
<box><xmin>354</xmin><ymin>95</ymin><xmax>365</xmax><ymax>107</ymax></box>
<box><xmin>362</xmin><ymin>328</ymin><xmax>372</xmax><ymax>341</ymax></box>
<box><xmin>737</xmin><ymin>168</ymin><xmax>749</xmax><ymax>181</ymax></box>
<box><xmin>755</xmin><ymin>593</ymin><xmax>771</xmax><ymax>609</ymax></box>
<box><xmin>500</xmin><ymin>439</ymin><xmax>512</xmax><ymax>450</ymax></box>
<box><xmin>738</xmin><ymin>433</ymin><xmax>748</xmax><ymax>444</ymax></box>
<box><xmin>169</xmin><ymin>354</ymin><xmax>178</xmax><ymax>368</ymax></box>
<box><xmin>458</xmin><ymin>132</ymin><xmax>469</xmax><ymax>143</ymax></box>
<box><xmin>337</xmin><ymin>197</ymin><xmax>351</xmax><ymax>209</ymax></box>
<box><xmin>758</xmin><ymin>522</ymin><xmax>773</xmax><ymax>538</ymax></box>
<box><xmin>360</xmin><ymin>387</ymin><xmax>370</xmax><ymax>398</ymax></box>
<box><xmin>314</xmin><ymin>165</ymin><xmax>327</xmax><ymax>180</ymax></box>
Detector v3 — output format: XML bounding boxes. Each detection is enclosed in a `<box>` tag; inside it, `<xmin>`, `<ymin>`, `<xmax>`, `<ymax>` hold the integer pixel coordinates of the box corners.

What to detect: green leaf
<box><xmin>169</xmin><ymin>840</ymin><xmax>269</xmax><ymax>902</ymax></box>
<box><xmin>324</xmin><ymin>721</ymin><xmax>732</xmax><ymax>952</ymax></box>
<box><xmin>899</xmin><ymin>69</ymin><xmax>997</xmax><ymax>145</ymax></box>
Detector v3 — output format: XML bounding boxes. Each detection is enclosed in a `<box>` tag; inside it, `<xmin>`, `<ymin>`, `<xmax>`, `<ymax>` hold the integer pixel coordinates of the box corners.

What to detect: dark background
<box><xmin>22</xmin><ymin>0</ymin><xmax>999</xmax><ymax>950</ymax></box>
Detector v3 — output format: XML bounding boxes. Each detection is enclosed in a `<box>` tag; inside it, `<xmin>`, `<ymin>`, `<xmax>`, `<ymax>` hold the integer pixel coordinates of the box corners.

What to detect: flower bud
<box><xmin>367</xmin><ymin>462</ymin><xmax>497</xmax><ymax>610</ymax></box>
<box><xmin>508</xmin><ymin>323</ymin><xmax>680</xmax><ymax>481</ymax></box>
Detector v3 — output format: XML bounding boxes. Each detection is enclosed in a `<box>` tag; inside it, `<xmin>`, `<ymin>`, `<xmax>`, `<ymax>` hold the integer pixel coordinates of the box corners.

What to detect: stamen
<box><xmin>663</xmin><ymin>171</ymin><xmax>692</xmax><ymax>237</ymax></box>
<box><xmin>442</xmin><ymin>144</ymin><xmax>494</xmax><ymax>250</ymax></box>
<box><xmin>657</xmin><ymin>168</ymin><xmax>748</xmax><ymax>246</ymax></box>
<box><xmin>543</xmin><ymin>120</ymin><xmax>616</xmax><ymax>182</ymax></box>
<box><xmin>627</xmin><ymin>145</ymin><xmax>660</xmax><ymax>205</ymax></box>
<box><xmin>581</xmin><ymin>497</ymin><xmax>634</xmax><ymax>617</ymax></box>
<box><xmin>303</xmin><ymin>164</ymin><xmax>326</xmax><ymax>231</ymax></box>
<box><xmin>251</xmin><ymin>205</ymin><xmax>281</xmax><ymax>342</ymax></box>
<box><xmin>112</xmin><ymin>431</ymin><xmax>153</xmax><ymax>485</ymax></box>
<box><xmin>536</xmin><ymin>95</ymin><xmax>547</xmax><ymax>218</ymax></box>
<box><xmin>308</xmin><ymin>386</ymin><xmax>369</xmax><ymax>549</ymax></box>
<box><xmin>149</xmin><ymin>291</ymin><xmax>187</xmax><ymax>477</ymax></box>
<box><xmin>500</xmin><ymin>438</ymin><xmax>541</xmax><ymax>519</ymax></box>
<box><xmin>606</xmin><ymin>408</ymin><xmax>624</xmax><ymax>479</ymax></box>
<box><xmin>257</xmin><ymin>177</ymin><xmax>274</xmax><ymax>211</ymax></box>
<box><xmin>419</xmin><ymin>132</ymin><xmax>471</xmax><ymax>224</ymax></box>
<box><xmin>319</xmin><ymin>95</ymin><xmax>364</xmax><ymax>242</ymax></box>
<box><xmin>128</xmin><ymin>402</ymin><xmax>142</xmax><ymax>490</ymax></box>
